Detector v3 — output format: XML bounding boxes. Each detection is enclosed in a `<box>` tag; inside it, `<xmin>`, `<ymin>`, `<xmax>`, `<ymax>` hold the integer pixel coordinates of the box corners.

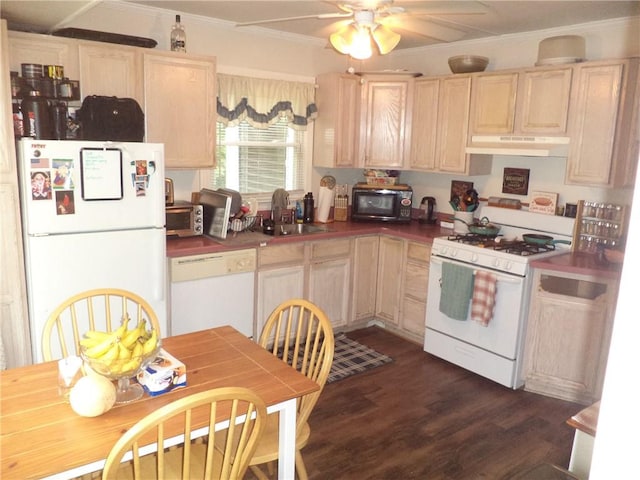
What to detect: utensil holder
<box><xmin>453</xmin><ymin>211</ymin><xmax>474</xmax><ymax>234</ymax></box>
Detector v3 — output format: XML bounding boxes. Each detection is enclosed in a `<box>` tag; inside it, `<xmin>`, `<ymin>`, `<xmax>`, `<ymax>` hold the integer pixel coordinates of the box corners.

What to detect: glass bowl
<box><xmin>80</xmin><ymin>338</ymin><xmax>161</xmax><ymax>404</ymax></box>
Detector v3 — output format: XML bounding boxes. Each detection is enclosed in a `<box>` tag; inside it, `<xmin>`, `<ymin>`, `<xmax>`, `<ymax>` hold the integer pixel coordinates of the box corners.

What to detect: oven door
<box><xmin>425</xmin><ymin>256</ymin><xmax>527</xmax><ymax>359</ymax></box>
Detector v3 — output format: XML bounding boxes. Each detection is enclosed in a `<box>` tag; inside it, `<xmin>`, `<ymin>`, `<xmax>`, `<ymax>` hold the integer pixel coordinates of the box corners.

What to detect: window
<box><xmin>208</xmin><ymin>117</ymin><xmax>308</xmax><ymax>196</ymax></box>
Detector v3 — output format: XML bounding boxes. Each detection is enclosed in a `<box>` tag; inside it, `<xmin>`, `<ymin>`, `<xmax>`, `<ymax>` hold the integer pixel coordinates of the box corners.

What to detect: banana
<box><xmin>83</xmin><ymin>333</ymin><xmax>117</xmax><ymax>358</ymax></box>
<box><xmin>112</xmin><ymin>322</ymin><xmax>127</xmax><ymax>340</ymax></box>
<box><xmin>117</xmin><ymin>342</ymin><xmax>132</xmax><ymax>360</ymax></box>
<box><xmin>98</xmin><ymin>342</ymin><xmax>120</xmax><ymax>371</ymax></box>
<box><xmin>84</xmin><ymin>330</ymin><xmax>113</xmax><ymax>341</ymax></box>
<box><xmin>141</xmin><ymin>330</ymin><xmax>158</xmax><ymax>356</ymax></box>
<box><xmin>131</xmin><ymin>341</ymin><xmax>143</xmax><ymax>358</ymax></box>
<box><xmin>120</xmin><ymin>356</ymin><xmax>142</xmax><ymax>374</ymax></box>
<box><xmin>120</xmin><ymin>319</ymin><xmax>146</xmax><ymax>349</ymax></box>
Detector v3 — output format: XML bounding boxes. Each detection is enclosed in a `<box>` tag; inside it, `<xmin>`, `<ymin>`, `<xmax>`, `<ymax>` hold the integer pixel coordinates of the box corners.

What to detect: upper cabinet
<box><xmin>517</xmin><ymin>68</ymin><xmax>572</xmax><ymax>134</ymax></box>
<box><xmin>410</xmin><ymin>75</ymin><xmax>491</xmax><ymax>175</ymax></box>
<box><xmin>469</xmin><ymin>72</ymin><xmax>518</xmax><ymax>134</ymax></box>
<box><xmin>8</xmin><ymin>31</ymin><xmax>217</xmax><ymax>169</ymax></box>
<box><xmin>313</xmin><ymin>73</ymin><xmax>361</xmax><ymax>168</ymax></box>
<box><xmin>566</xmin><ymin>59</ymin><xmax>639</xmax><ymax>188</ymax></box>
<box><xmin>143</xmin><ymin>51</ymin><xmax>216</xmax><ymax>169</ymax></box>
<box><xmin>359</xmin><ymin>74</ymin><xmax>414</xmax><ymax>169</ymax></box>
<box><xmin>78</xmin><ymin>43</ymin><xmax>143</xmax><ymax>104</ymax></box>
<box><xmin>8</xmin><ymin>32</ymin><xmax>79</xmax><ymax>80</ymax></box>
<box><xmin>469</xmin><ymin>67</ymin><xmax>572</xmax><ymax>135</ymax></box>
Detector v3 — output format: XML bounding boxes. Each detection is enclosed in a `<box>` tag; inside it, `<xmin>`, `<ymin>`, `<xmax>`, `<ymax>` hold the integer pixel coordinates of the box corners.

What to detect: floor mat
<box><xmin>328</xmin><ymin>333</ymin><xmax>393</xmax><ymax>383</ymax></box>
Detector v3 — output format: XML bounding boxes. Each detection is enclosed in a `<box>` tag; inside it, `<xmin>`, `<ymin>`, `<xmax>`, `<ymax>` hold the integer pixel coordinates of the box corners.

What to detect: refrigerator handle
<box><xmin>151</xmin><ymin>231</ymin><xmax>167</xmax><ymax>302</ymax></box>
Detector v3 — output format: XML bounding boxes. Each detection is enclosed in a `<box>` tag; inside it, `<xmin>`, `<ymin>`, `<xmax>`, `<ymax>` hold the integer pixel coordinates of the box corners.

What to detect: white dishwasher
<box><xmin>169</xmin><ymin>249</ymin><xmax>256</xmax><ymax>338</ymax></box>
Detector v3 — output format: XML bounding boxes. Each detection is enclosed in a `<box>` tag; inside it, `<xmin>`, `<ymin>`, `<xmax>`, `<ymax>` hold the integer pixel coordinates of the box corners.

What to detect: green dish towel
<box><xmin>439</xmin><ymin>262</ymin><xmax>474</xmax><ymax>321</ymax></box>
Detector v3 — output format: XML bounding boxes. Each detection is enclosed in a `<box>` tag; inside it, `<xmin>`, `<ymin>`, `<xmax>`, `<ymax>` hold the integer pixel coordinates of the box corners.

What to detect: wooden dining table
<box><xmin>1</xmin><ymin>326</ymin><xmax>319</xmax><ymax>480</ymax></box>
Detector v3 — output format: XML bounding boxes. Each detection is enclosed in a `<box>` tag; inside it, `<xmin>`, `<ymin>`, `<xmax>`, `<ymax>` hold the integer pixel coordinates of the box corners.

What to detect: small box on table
<box><xmin>136</xmin><ymin>348</ymin><xmax>186</xmax><ymax>396</ymax></box>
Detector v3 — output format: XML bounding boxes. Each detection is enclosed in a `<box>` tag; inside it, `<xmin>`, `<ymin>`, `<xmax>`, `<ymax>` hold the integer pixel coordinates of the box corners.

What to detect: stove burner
<box><xmin>445</xmin><ymin>233</ymin><xmax>556</xmax><ymax>256</ymax></box>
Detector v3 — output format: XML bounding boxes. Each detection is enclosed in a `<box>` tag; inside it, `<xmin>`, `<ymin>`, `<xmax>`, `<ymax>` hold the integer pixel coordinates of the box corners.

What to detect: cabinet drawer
<box><xmin>258</xmin><ymin>243</ymin><xmax>305</xmax><ymax>267</ymax></box>
<box><xmin>407</xmin><ymin>242</ymin><xmax>431</xmax><ymax>262</ymax></box>
<box><xmin>311</xmin><ymin>238</ymin><xmax>351</xmax><ymax>260</ymax></box>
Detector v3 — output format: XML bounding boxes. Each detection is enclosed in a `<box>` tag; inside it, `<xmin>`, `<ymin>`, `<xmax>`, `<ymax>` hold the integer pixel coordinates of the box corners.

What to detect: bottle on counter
<box><xmin>303</xmin><ymin>192</ymin><xmax>314</xmax><ymax>224</ymax></box>
<box><xmin>170</xmin><ymin>14</ymin><xmax>186</xmax><ymax>52</ymax></box>
<box><xmin>295</xmin><ymin>200</ymin><xmax>304</xmax><ymax>224</ymax></box>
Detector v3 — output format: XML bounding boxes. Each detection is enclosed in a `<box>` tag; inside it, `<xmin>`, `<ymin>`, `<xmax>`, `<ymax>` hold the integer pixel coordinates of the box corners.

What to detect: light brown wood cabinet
<box><xmin>8</xmin><ymin>31</ymin><xmax>79</xmax><ymax>80</ymax></box>
<box><xmin>1</xmin><ymin>21</ymin><xmax>31</xmax><ymax>369</ymax></box>
<box><xmin>410</xmin><ymin>75</ymin><xmax>491</xmax><ymax>175</ymax></box>
<box><xmin>78</xmin><ymin>43</ymin><xmax>143</xmax><ymax>104</ymax></box>
<box><xmin>351</xmin><ymin>236</ymin><xmax>380</xmax><ymax>323</ymax></box>
<box><xmin>359</xmin><ymin>75</ymin><xmax>414</xmax><ymax>169</ymax></box>
<box><xmin>256</xmin><ymin>239</ymin><xmax>352</xmax><ymax>334</ymax></box>
<box><xmin>9</xmin><ymin>31</ymin><xmax>217</xmax><ymax>169</ymax></box>
<box><xmin>351</xmin><ymin>235</ymin><xmax>429</xmax><ymax>342</ymax></box>
<box><xmin>308</xmin><ymin>239</ymin><xmax>352</xmax><ymax>329</ymax></box>
<box><xmin>469</xmin><ymin>67</ymin><xmax>572</xmax><ymax>135</ymax></box>
<box><xmin>524</xmin><ymin>268</ymin><xmax>618</xmax><ymax>405</ymax></box>
<box><xmin>375</xmin><ymin>236</ymin><xmax>404</xmax><ymax>325</ymax></box>
<box><xmin>256</xmin><ymin>243</ymin><xmax>306</xmax><ymax>335</ymax></box>
<box><xmin>400</xmin><ymin>241</ymin><xmax>430</xmax><ymax>340</ymax></box>
<box><xmin>143</xmin><ymin>51</ymin><xmax>216</xmax><ymax>169</ymax></box>
<box><xmin>566</xmin><ymin>58</ymin><xmax>639</xmax><ymax>188</ymax></box>
<box><xmin>313</xmin><ymin>73</ymin><xmax>360</xmax><ymax>168</ymax></box>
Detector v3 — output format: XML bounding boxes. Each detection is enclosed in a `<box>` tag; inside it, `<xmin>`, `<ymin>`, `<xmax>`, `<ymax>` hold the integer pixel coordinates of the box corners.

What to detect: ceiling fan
<box><xmin>235</xmin><ymin>1</ymin><xmax>489</xmax><ymax>59</ymax></box>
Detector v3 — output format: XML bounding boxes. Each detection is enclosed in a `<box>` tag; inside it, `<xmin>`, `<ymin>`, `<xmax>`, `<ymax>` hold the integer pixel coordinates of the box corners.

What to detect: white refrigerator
<box><xmin>17</xmin><ymin>139</ymin><xmax>167</xmax><ymax>363</ymax></box>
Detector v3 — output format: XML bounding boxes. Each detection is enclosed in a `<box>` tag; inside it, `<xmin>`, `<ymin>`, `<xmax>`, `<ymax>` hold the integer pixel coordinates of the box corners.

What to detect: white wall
<box><xmin>65</xmin><ymin>3</ymin><xmax>639</xmax><ymax>210</ymax></box>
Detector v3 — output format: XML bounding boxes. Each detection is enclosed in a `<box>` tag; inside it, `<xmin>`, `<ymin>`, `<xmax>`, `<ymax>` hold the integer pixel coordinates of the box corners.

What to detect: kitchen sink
<box><xmin>278</xmin><ymin>224</ymin><xmax>330</xmax><ymax>236</ymax></box>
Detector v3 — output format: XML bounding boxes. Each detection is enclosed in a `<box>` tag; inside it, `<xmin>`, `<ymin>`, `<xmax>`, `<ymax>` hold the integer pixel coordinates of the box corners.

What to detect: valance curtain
<box><xmin>216</xmin><ymin>73</ymin><xmax>317</xmax><ymax>130</ymax></box>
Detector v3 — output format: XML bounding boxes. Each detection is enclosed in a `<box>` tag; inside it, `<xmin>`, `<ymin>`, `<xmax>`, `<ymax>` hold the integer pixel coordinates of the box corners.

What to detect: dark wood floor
<box><xmin>254</xmin><ymin>326</ymin><xmax>583</xmax><ymax>480</ymax></box>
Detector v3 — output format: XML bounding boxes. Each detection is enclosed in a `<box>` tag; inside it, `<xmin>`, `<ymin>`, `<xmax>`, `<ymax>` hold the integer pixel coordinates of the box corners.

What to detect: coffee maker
<box><xmin>418</xmin><ymin>196</ymin><xmax>437</xmax><ymax>224</ymax></box>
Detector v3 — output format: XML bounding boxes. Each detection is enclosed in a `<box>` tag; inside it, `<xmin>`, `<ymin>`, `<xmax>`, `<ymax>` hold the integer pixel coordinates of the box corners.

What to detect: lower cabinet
<box><xmin>523</xmin><ymin>268</ymin><xmax>618</xmax><ymax>405</ymax></box>
<box><xmin>256</xmin><ymin>238</ymin><xmax>352</xmax><ymax>335</ymax></box>
<box><xmin>375</xmin><ymin>236</ymin><xmax>404</xmax><ymax>325</ymax></box>
<box><xmin>352</xmin><ymin>235</ymin><xmax>430</xmax><ymax>343</ymax></box>
<box><xmin>308</xmin><ymin>239</ymin><xmax>352</xmax><ymax>329</ymax></box>
<box><xmin>256</xmin><ymin>234</ymin><xmax>431</xmax><ymax>342</ymax></box>
<box><xmin>400</xmin><ymin>242</ymin><xmax>431</xmax><ymax>340</ymax></box>
<box><xmin>352</xmin><ymin>236</ymin><xmax>380</xmax><ymax>322</ymax></box>
<box><xmin>256</xmin><ymin>243</ymin><xmax>305</xmax><ymax>336</ymax></box>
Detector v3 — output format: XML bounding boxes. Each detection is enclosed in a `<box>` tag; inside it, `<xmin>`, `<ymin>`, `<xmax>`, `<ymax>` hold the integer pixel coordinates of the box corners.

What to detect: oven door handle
<box><xmin>430</xmin><ymin>257</ymin><xmax>524</xmax><ymax>284</ymax></box>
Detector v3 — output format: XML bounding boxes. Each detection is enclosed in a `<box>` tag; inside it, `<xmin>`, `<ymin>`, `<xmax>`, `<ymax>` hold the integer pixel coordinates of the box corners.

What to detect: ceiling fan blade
<box><xmin>371</xmin><ymin>25</ymin><xmax>401</xmax><ymax>55</ymax></box>
<box><xmin>397</xmin><ymin>2</ymin><xmax>489</xmax><ymax>16</ymax></box>
<box><xmin>383</xmin><ymin>16</ymin><xmax>466</xmax><ymax>43</ymax></box>
<box><xmin>236</xmin><ymin>12</ymin><xmax>352</xmax><ymax>27</ymax></box>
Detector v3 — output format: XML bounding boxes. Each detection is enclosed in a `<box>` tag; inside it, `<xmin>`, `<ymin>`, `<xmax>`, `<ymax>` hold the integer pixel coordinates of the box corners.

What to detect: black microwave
<box><xmin>351</xmin><ymin>184</ymin><xmax>413</xmax><ymax>222</ymax></box>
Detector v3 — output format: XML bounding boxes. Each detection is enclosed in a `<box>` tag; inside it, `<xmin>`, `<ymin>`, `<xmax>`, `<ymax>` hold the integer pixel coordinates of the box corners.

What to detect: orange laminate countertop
<box><xmin>531</xmin><ymin>252</ymin><xmax>623</xmax><ymax>280</ymax></box>
<box><xmin>567</xmin><ymin>401</ymin><xmax>600</xmax><ymax>437</ymax></box>
<box><xmin>167</xmin><ymin>219</ymin><xmax>447</xmax><ymax>257</ymax></box>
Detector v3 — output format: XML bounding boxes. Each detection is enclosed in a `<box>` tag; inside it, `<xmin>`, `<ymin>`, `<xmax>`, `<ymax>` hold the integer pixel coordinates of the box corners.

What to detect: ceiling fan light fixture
<box><xmin>350</xmin><ymin>26</ymin><xmax>373</xmax><ymax>59</ymax></box>
<box><xmin>329</xmin><ymin>26</ymin><xmax>354</xmax><ymax>55</ymax></box>
<box><xmin>371</xmin><ymin>24</ymin><xmax>401</xmax><ymax>55</ymax></box>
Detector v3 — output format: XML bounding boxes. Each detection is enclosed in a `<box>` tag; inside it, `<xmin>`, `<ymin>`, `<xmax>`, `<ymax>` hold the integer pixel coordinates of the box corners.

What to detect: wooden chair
<box><xmin>101</xmin><ymin>387</ymin><xmax>267</xmax><ymax>480</ymax></box>
<box><xmin>244</xmin><ymin>299</ymin><xmax>335</xmax><ymax>480</ymax></box>
<box><xmin>42</xmin><ymin>288</ymin><xmax>161</xmax><ymax>361</ymax></box>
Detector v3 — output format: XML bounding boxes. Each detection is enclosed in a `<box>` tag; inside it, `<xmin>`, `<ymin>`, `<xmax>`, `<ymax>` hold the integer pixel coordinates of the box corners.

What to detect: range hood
<box><xmin>465</xmin><ymin>135</ymin><xmax>570</xmax><ymax>157</ymax></box>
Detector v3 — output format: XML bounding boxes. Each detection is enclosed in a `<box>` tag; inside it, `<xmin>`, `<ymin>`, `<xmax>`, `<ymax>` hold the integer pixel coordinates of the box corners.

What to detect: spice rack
<box><xmin>573</xmin><ymin>200</ymin><xmax>627</xmax><ymax>253</ymax></box>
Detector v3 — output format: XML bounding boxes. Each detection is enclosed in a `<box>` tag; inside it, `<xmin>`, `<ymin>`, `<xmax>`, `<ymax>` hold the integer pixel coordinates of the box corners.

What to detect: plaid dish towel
<box><xmin>471</xmin><ymin>271</ymin><xmax>497</xmax><ymax>326</ymax></box>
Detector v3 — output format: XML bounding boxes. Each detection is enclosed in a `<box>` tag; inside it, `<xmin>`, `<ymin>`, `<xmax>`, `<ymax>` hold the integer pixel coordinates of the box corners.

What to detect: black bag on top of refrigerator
<box><xmin>78</xmin><ymin>95</ymin><xmax>145</xmax><ymax>142</ymax></box>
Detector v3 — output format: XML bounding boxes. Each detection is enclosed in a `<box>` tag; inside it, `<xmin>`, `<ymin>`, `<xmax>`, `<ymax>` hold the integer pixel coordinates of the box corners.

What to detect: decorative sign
<box><xmin>502</xmin><ymin>168</ymin><xmax>530</xmax><ymax>195</ymax></box>
<box><xmin>529</xmin><ymin>191</ymin><xmax>558</xmax><ymax>215</ymax></box>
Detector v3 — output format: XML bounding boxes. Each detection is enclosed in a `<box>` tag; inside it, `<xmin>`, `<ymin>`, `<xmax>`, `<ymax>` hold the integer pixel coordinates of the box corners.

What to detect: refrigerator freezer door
<box><xmin>25</xmin><ymin>228</ymin><xmax>167</xmax><ymax>363</ymax></box>
<box><xmin>18</xmin><ymin>139</ymin><xmax>165</xmax><ymax>235</ymax></box>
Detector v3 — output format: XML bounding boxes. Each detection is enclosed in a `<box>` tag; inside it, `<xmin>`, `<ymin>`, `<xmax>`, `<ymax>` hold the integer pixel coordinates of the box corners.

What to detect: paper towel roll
<box><xmin>317</xmin><ymin>186</ymin><xmax>334</xmax><ymax>223</ymax></box>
